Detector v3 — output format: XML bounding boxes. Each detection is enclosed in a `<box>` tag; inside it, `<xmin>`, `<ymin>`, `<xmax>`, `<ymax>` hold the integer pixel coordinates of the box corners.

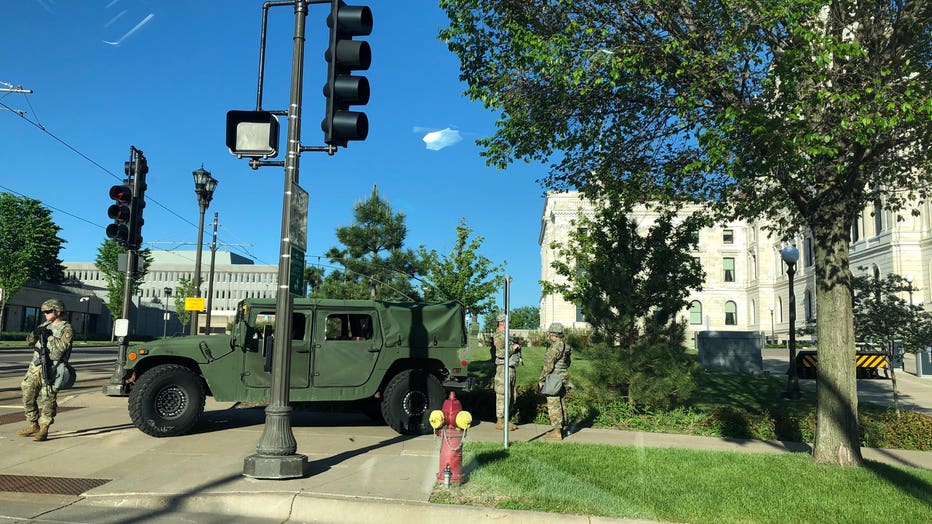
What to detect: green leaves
<box><xmin>419</xmin><ymin>218</ymin><xmax>503</xmax><ymax>322</ymax></box>
<box><xmin>314</xmin><ymin>186</ymin><xmax>422</xmax><ymax>301</ymax></box>
<box><xmin>0</xmin><ymin>193</ymin><xmax>66</xmax><ymax>331</ymax></box>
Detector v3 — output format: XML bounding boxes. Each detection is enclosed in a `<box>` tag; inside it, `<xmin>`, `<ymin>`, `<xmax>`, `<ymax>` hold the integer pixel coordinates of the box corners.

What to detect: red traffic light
<box><xmin>109</xmin><ymin>185</ymin><xmax>132</xmax><ymax>203</ymax></box>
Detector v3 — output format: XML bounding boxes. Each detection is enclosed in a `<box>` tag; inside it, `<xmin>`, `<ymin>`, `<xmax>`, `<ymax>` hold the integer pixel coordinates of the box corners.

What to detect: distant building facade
<box><xmin>61</xmin><ymin>250</ymin><xmax>278</xmax><ymax>336</ymax></box>
<box><xmin>539</xmin><ymin>191</ymin><xmax>929</xmax><ymax>344</ymax></box>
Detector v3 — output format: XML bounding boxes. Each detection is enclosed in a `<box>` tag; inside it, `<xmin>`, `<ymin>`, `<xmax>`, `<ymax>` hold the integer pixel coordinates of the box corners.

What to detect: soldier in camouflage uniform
<box><xmin>492</xmin><ymin>313</ymin><xmax>521</xmax><ymax>430</ymax></box>
<box><xmin>538</xmin><ymin>322</ymin><xmax>571</xmax><ymax>440</ymax></box>
<box><xmin>17</xmin><ymin>299</ymin><xmax>73</xmax><ymax>442</ymax></box>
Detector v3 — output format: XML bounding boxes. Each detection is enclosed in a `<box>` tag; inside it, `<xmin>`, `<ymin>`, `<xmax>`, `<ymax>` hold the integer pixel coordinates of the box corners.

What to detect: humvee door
<box><xmin>241</xmin><ymin>309</ymin><xmax>311</xmax><ymax>388</ymax></box>
<box><xmin>312</xmin><ymin>309</ymin><xmax>382</xmax><ymax>387</ymax></box>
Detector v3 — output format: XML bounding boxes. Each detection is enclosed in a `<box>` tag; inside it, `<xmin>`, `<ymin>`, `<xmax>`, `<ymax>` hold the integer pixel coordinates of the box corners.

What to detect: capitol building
<box><xmin>539</xmin><ymin>191</ymin><xmax>930</xmax><ymax>345</ymax></box>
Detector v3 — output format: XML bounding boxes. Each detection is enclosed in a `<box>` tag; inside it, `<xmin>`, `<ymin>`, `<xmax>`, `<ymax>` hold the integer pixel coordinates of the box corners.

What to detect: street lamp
<box><xmin>769</xmin><ymin>304</ymin><xmax>775</xmax><ymax>343</ymax></box>
<box><xmin>781</xmin><ymin>245</ymin><xmax>801</xmax><ymax>399</ymax></box>
<box><xmin>191</xmin><ymin>166</ymin><xmax>218</xmax><ymax>336</ymax></box>
<box><xmin>905</xmin><ymin>274</ymin><xmax>914</xmax><ymax>307</ymax></box>
<box><xmin>79</xmin><ymin>296</ymin><xmax>91</xmax><ymax>343</ymax></box>
<box><xmin>163</xmin><ymin>287</ymin><xmax>172</xmax><ymax>338</ymax></box>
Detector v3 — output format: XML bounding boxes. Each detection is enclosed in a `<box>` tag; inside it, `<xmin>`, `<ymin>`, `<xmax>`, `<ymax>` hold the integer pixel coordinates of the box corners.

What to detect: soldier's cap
<box><xmin>497</xmin><ymin>313</ymin><xmax>506</xmax><ymax>322</ymax></box>
<box><xmin>548</xmin><ymin>322</ymin><xmax>564</xmax><ymax>334</ymax></box>
<box><xmin>41</xmin><ymin>299</ymin><xmax>65</xmax><ymax>312</ymax></box>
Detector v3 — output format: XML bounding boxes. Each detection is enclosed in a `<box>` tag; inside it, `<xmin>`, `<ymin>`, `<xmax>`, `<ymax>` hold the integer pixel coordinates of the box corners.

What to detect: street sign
<box><xmin>289</xmin><ymin>246</ymin><xmax>306</xmax><ymax>297</ymax></box>
<box><xmin>290</xmin><ymin>182</ymin><xmax>308</xmax><ymax>252</ymax></box>
<box><xmin>185</xmin><ymin>297</ymin><xmax>206</xmax><ymax>311</ymax></box>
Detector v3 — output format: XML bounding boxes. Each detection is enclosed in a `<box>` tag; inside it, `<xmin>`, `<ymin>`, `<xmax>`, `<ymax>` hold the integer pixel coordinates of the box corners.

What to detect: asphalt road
<box><xmin>0</xmin><ymin>346</ymin><xmax>119</xmax><ymax>404</ymax></box>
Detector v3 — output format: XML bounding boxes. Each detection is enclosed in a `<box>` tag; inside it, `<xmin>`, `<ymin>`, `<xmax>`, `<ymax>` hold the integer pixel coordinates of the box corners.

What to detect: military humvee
<box><xmin>120</xmin><ymin>298</ymin><xmax>474</xmax><ymax>437</ymax></box>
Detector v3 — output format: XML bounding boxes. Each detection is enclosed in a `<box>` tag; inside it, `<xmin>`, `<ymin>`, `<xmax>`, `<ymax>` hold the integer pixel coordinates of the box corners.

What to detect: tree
<box><xmin>509</xmin><ymin>305</ymin><xmax>540</xmax><ymax>330</ymax></box>
<box><xmin>419</xmin><ymin>218</ymin><xmax>503</xmax><ymax>324</ymax></box>
<box><xmin>316</xmin><ymin>186</ymin><xmax>423</xmax><ymax>301</ymax></box>
<box><xmin>94</xmin><ymin>239</ymin><xmax>153</xmax><ymax>335</ymax></box>
<box><xmin>0</xmin><ymin>193</ymin><xmax>66</xmax><ymax>331</ymax></box>
<box><xmin>440</xmin><ymin>0</ymin><xmax>932</xmax><ymax>466</ymax></box>
<box><xmin>173</xmin><ymin>276</ymin><xmax>197</xmax><ymax>335</ymax></box>
<box><xmin>852</xmin><ymin>270</ymin><xmax>932</xmax><ymax>414</ymax></box>
<box><xmin>542</xmin><ymin>200</ymin><xmax>705</xmax><ymax>406</ymax></box>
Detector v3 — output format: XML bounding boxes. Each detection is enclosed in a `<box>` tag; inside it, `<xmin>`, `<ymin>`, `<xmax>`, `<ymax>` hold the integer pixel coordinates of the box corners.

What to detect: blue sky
<box><xmin>1</xmin><ymin>0</ymin><xmax>550</xmax><ymax>309</ymax></box>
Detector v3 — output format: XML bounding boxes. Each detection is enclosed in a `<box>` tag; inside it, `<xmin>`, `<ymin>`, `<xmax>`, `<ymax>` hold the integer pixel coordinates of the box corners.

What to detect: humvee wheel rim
<box><xmin>402</xmin><ymin>390</ymin><xmax>428</xmax><ymax>416</ymax></box>
<box><xmin>155</xmin><ymin>385</ymin><xmax>188</xmax><ymax>420</ymax></box>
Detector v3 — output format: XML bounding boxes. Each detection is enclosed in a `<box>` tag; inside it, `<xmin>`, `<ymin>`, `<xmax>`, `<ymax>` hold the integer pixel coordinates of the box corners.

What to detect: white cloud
<box><xmin>421</xmin><ymin>127</ymin><xmax>462</xmax><ymax>151</ymax></box>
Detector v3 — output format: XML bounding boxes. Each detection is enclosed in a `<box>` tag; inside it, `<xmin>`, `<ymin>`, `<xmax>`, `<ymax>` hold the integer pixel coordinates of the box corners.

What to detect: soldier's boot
<box><xmin>495</xmin><ymin>418</ymin><xmax>504</xmax><ymax>430</ymax></box>
<box><xmin>16</xmin><ymin>422</ymin><xmax>40</xmax><ymax>437</ymax></box>
<box><xmin>507</xmin><ymin>421</ymin><xmax>518</xmax><ymax>431</ymax></box>
<box><xmin>32</xmin><ymin>424</ymin><xmax>50</xmax><ymax>442</ymax></box>
<box><xmin>545</xmin><ymin>428</ymin><xmax>563</xmax><ymax>441</ymax></box>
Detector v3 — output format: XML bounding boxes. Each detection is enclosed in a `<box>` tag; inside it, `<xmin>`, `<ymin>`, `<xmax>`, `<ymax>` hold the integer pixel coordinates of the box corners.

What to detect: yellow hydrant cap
<box><xmin>429</xmin><ymin>410</ymin><xmax>445</xmax><ymax>430</ymax></box>
<box><xmin>455</xmin><ymin>410</ymin><xmax>472</xmax><ymax>430</ymax></box>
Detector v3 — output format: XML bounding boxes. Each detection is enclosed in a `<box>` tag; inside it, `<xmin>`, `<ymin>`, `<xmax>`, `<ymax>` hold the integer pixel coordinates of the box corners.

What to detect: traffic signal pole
<box><xmin>243</xmin><ymin>0</ymin><xmax>309</xmax><ymax>479</ymax></box>
<box><xmin>103</xmin><ymin>146</ymin><xmax>147</xmax><ymax>396</ymax></box>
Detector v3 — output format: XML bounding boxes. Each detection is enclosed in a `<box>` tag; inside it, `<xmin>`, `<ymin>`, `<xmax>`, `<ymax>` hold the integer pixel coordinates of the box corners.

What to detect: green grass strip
<box><xmin>432</xmin><ymin>441</ymin><xmax>932</xmax><ymax>523</ymax></box>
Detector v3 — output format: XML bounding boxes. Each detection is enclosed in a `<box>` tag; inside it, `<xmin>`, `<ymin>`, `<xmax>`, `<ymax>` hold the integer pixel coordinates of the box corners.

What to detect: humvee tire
<box><xmin>129</xmin><ymin>364</ymin><xmax>206</xmax><ymax>437</ymax></box>
<box><xmin>380</xmin><ymin>369</ymin><xmax>443</xmax><ymax>435</ymax></box>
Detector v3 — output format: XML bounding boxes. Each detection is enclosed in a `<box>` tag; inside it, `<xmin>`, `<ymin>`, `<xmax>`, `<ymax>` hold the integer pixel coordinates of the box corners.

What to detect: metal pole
<box><xmin>206</xmin><ymin>212</ymin><xmax>219</xmax><ymax>335</ymax></box>
<box><xmin>784</xmin><ymin>262</ymin><xmax>801</xmax><ymax>399</ymax></box>
<box><xmin>502</xmin><ymin>275</ymin><xmax>511</xmax><ymax>448</ymax></box>
<box><xmin>191</xmin><ymin>205</ymin><xmax>206</xmax><ymax>336</ymax></box>
<box><xmin>244</xmin><ymin>0</ymin><xmax>308</xmax><ymax>479</ymax></box>
<box><xmin>770</xmin><ymin>307</ymin><xmax>775</xmax><ymax>342</ymax></box>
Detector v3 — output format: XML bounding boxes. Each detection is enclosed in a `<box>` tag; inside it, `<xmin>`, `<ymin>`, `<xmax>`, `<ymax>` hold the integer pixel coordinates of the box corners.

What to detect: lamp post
<box><xmin>191</xmin><ymin>166</ymin><xmax>217</xmax><ymax>336</ymax></box>
<box><xmin>769</xmin><ymin>304</ymin><xmax>775</xmax><ymax>343</ymax></box>
<box><xmin>163</xmin><ymin>287</ymin><xmax>172</xmax><ymax>338</ymax></box>
<box><xmin>79</xmin><ymin>296</ymin><xmax>91</xmax><ymax>343</ymax></box>
<box><xmin>781</xmin><ymin>245</ymin><xmax>801</xmax><ymax>399</ymax></box>
<box><xmin>905</xmin><ymin>274</ymin><xmax>914</xmax><ymax>307</ymax></box>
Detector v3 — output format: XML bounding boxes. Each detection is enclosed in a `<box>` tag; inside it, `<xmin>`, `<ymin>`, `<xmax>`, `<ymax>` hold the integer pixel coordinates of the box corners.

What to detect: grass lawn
<box><xmin>431</xmin><ymin>440</ymin><xmax>932</xmax><ymax>523</ymax></box>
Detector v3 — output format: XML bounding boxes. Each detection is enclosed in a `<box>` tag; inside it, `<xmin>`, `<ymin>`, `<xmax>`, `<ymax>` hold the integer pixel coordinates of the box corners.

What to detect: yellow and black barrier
<box><xmin>795</xmin><ymin>350</ymin><xmax>888</xmax><ymax>379</ymax></box>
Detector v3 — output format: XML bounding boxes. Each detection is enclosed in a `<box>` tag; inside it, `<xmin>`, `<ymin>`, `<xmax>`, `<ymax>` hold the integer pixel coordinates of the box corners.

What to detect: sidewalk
<box><xmin>1</xmin><ymin>384</ymin><xmax>931</xmax><ymax>523</ymax></box>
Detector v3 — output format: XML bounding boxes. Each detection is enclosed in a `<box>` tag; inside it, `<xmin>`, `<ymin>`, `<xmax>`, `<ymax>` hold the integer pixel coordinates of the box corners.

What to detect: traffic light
<box><xmin>322</xmin><ymin>0</ymin><xmax>372</xmax><ymax>147</ymax></box>
<box><xmin>106</xmin><ymin>151</ymin><xmax>148</xmax><ymax>249</ymax></box>
<box><xmin>106</xmin><ymin>184</ymin><xmax>132</xmax><ymax>246</ymax></box>
<box><xmin>128</xmin><ymin>154</ymin><xmax>148</xmax><ymax>248</ymax></box>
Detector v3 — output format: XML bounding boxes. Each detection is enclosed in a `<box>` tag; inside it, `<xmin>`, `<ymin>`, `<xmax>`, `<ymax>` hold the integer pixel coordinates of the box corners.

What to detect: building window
<box><xmin>851</xmin><ymin>216</ymin><xmax>860</xmax><ymax>242</ymax></box>
<box><xmin>723</xmin><ymin>258</ymin><xmax>735</xmax><ymax>282</ymax></box>
<box><xmin>723</xmin><ymin>229</ymin><xmax>734</xmax><ymax>244</ymax></box>
<box><xmin>724</xmin><ymin>301</ymin><xmax>737</xmax><ymax>325</ymax></box>
<box><xmin>805</xmin><ymin>290</ymin><xmax>813</xmax><ymax>321</ymax></box>
<box><xmin>575</xmin><ymin>306</ymin><xmax>585</xmax><ymax>323</ymax></box>
<box><xmin>689</xmin><ymin>301</ymin><xmax>702</xmax><ymax>325</ymax></box>
<box><xmin>873</xmin><ymin>201</ymin><xmax>883</xmax><ymax>235</ymax></box>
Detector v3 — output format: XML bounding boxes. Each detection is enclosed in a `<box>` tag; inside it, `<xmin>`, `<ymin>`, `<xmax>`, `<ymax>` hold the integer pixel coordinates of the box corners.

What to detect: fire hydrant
<box><xmin>430</xmin><ymin>392</ymin><xmax>471</xmax><ymax>486</ymax></box>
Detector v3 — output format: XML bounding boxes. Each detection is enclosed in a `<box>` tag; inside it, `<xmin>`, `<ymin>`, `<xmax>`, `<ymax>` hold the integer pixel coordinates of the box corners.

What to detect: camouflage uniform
<box><xmin>19</xmin><ymin>300</ymin><xmax>73</xmax><ymax>439</ymax></box>
<box><xmin>492</xmin><ymin>331</ymin><xmax>521</xmax><ymax>423</ymax></box>
<box><xmin>540</xmin><ymin>324</ymin><xmax>571</xmax><ymax>439</ymax></box>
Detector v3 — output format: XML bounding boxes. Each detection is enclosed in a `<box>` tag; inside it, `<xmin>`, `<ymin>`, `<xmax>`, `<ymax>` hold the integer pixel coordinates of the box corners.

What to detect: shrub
<box><xmin>860</xmin><ymin>410</ymin><xmax>932</xmax><ymax>450</ymax></box>
<box><xmin>623</xmin><ymin>322</ymin><xmax>699</xmax><ymax>411</ymax></box>
<box><xmin>564</xmin><ymin>327</ymin><xmax>592</xmax><ymax>351</ymax></box>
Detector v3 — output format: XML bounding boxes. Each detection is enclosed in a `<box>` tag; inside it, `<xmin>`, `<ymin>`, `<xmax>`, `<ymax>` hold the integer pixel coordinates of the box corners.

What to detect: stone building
<box><xmin>539</xmin><ymin>191</ymin><xmax>929</xmax><ymax>344</ymax></box>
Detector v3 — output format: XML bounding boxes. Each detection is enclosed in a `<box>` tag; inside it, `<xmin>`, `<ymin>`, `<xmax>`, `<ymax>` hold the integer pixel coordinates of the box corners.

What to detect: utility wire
<box><xmin>0</xmin><ymin>183</ymin><xmax>105</xmax><ymax>229</ymax></box>
<box><xmin>0</xmin><ymin>95</ymin><xmax>257</xmax><ymax>260</ymax></box>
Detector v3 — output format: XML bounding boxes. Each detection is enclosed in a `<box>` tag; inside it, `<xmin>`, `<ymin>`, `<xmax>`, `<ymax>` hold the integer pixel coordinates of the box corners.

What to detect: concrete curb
<box><xmin>80</xmin><ymin>492</ymin><xmax>653</xmax><ymax>523</ymax></box>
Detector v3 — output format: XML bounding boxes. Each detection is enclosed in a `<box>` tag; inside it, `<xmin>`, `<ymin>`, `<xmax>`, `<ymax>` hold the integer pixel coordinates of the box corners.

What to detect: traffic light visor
<box><xmin>328</xmin><ymin>4</ymin><xmax>373</xmax><ymax>37</ymax></box>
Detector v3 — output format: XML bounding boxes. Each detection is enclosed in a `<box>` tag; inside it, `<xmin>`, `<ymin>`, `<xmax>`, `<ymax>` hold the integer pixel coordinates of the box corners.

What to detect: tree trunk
<box><xmin>811</xmin><ymin>217</ymin><xmax>863</xmax><ymax>466</ymax></box>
